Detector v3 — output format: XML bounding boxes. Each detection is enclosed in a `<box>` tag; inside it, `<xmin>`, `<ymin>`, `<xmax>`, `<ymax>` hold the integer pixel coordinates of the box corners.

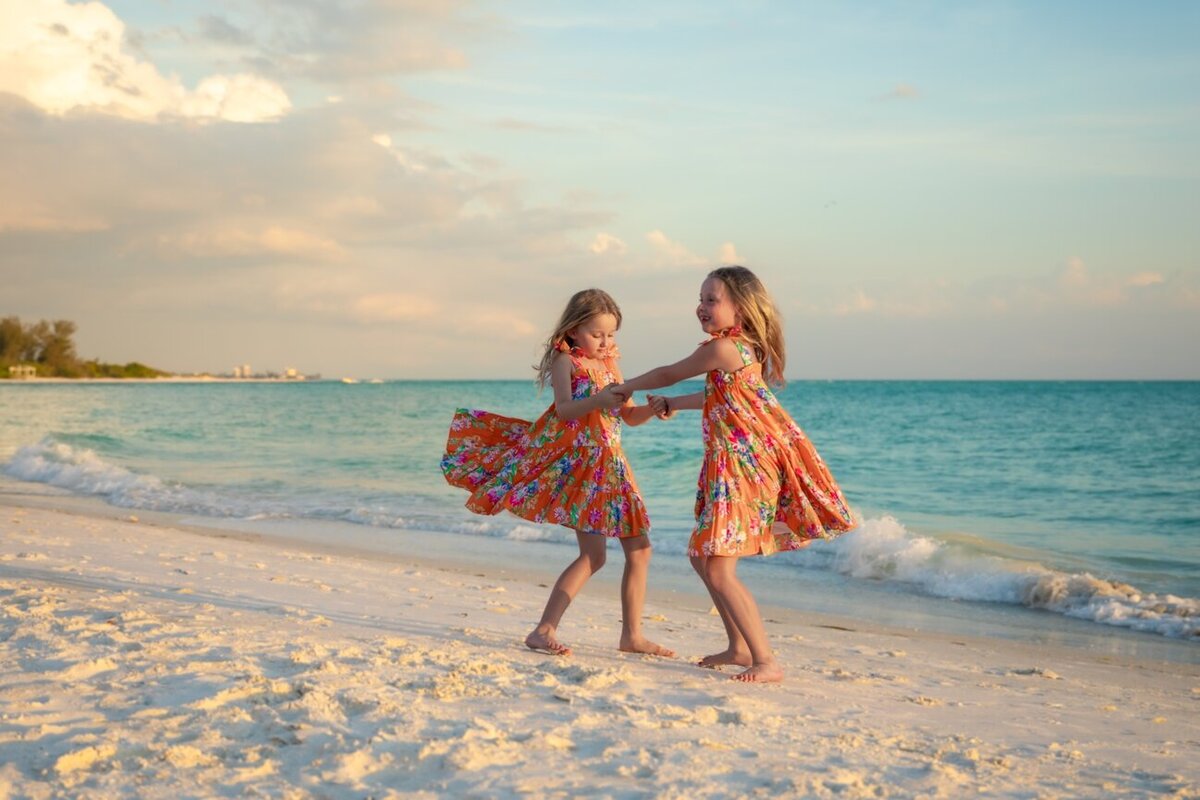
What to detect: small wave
<box><xmin>5</xmin><ymin>438</ymin><xmax>180</xmax><ymax>506</ymax></box>
<box><xmin>3</xmin><ymin>438</ymin><xmax>289</xmax><ymax>520</ymax></box>
<box><xmin>786</xmin><ymin>516</ymin><xmax>1198</xmax><ymax>640</ymax></box>
<box><xmin>2</xmin><ymin>439</ymin><xmax>577</xmax><ymax>545</ymax></box>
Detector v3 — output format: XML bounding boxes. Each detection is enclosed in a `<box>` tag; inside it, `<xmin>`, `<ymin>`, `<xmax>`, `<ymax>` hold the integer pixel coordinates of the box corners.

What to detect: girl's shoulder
<box><xmin>549</xmin><ymin>348</ymin><xmax>578</xmax><ymax>378</ymax></box>
<box><xmin>700</xmin><ymin>335</ymin><xmax>754</xmax><ymax>372</ymax></box>
<box><xmin>552</xmin><ymin>348</ymin><xmax>597</xmax><ymax>379</ymax></box>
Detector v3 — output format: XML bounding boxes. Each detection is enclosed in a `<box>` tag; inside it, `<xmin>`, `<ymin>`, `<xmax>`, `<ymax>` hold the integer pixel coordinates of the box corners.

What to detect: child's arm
<box><xmin>648</xmin><ymin>390</ymin><xmax>704</xmax><ymax>418</ymax></box>
<box><xmin>551</xmin><ymin>353</ymin><xmax>624</xmax><ymax>420</ymax></box>
<box><xmin>611</xmin><ymin>363</ymin><xmax>658</xmax><ymax>427</ymax></box>
<box><xmin>615</xmin><ymin>339</ymin><xmax>744</xmax><ymax>396</ymax></box>
<box><xmin>619</xmin><ymin>402</ymin><xmax>659</xmax><ymax>427</ymax></box>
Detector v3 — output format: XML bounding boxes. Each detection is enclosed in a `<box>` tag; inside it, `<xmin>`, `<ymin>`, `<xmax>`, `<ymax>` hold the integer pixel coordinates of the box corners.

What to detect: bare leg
<box><xmin>704</xmin><ymin>556</ymin><xmax>783</xmax><ymax>682</ymax></box>
<box><xmin>617</xmin><ymin>536</ymin><xmax>675</xmax><ymax>657</ymax></box>
<box><xmin>690</xmin><ymin>555</ymin><xmax>751</xmax><ymax>668</ymax></box>
<box><xmin>525</xmin><ymin>531</ymin><xmax>606</xmax><ymax>656</ymax></box>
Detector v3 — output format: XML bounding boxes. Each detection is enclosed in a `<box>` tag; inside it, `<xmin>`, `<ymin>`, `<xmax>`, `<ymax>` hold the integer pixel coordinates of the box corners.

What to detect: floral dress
<box><xmin>441</xmin><ymin>346</ymin><xmax>650</xmax><ymax>538</ymax></box>
<box><xmin>691</xmin><ymin>331</ymin><xmax>855</xmax><ymax>557</ymax></box>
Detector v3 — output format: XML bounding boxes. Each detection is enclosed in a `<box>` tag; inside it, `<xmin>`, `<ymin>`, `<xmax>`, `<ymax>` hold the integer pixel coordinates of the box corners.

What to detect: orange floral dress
<box><xmin>441</xmin><ymin>347</ymin><xmax>650</xmax><ymax>538</ymax></box>
<box><xmin>691</xmin><ymin>331</ymin><xmax>855</xmax><ymax>557</ymax></box>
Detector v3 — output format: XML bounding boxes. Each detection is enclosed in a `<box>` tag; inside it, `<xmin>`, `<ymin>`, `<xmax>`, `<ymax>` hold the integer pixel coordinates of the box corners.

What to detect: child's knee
<box><xmin>704</xmin><ymin>561</ymin><xmax>735</xmax><ymax>593</ymax></box>
<box><xmin>626</xmin><ymin>546</ymin><xmax>651</xmax><ymax>567</ymax></box>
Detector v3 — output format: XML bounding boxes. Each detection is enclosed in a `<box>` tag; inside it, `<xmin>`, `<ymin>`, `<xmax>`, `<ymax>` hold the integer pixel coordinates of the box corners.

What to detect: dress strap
<box><xmin>731</xmin><ymin>339</ymin><xmax>754</xmax><ymax>367</ymax></box>
<box><xmin>555</xmin><ymin>340</ymin><xmax>585</xmax><ymax>366</ymax></box>
<box><xmin>700</xmin><ymin>327</ymin><xmax>755</xmax><ymax>367</ymax></box>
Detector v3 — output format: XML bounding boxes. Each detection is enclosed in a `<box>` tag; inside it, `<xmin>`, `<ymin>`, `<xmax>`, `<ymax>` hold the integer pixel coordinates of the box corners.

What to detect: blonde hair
<box><xmin>709</xmin><ymin>266</ymin><xmax>787</xmax><ymax>386</ymax></box>
<box><xmin>534</xmin><ymin>288</ymin><xmax>623</xmax><ymax>387</ymax></box>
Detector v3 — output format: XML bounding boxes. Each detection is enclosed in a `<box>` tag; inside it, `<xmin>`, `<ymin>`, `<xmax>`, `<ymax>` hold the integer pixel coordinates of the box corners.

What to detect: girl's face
<box><xmin>696</xmin><ymin>277</ymin><xmax>739</xmax><ymax>334</ymax></box>
<box><xmin>568</xmin><ymin>313</ymin><xmax>618</xmax><ymax>360</ymax></box>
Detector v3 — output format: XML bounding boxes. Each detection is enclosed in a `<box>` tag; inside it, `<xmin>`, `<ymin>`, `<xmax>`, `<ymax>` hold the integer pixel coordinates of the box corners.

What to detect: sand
<box><xmin>1</xmin><ymin>497</ymin><xmax>1197</xmax><ymax>799</ymax></box>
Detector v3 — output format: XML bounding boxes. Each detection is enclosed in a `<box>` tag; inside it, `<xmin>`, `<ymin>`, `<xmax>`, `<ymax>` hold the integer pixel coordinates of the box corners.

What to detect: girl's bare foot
<box><xmin>731</xmin><ymin>662</ymin><xmax>783</xmax><ymax>683</ymax></box>
<box><xmin>525</xmin><ymin>630</ymin><xmax>571</xmax><ymax>656</ymax></box>
<box><xmin>619</xmin><ymin>634</ymin><xmax>676</xmax><ymax>658</ymax></box>
<box><xmin>697</xmin><ymin>647</ymin><xmax>752</xmax><ymax>669</ymax></box>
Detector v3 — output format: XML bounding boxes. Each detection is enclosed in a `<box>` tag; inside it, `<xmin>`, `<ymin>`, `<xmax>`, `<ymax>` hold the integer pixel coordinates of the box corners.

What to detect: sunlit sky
<box><xmin>2</xmin><ymin>0</ymin><xmax>1197</xmax><ymax>379</ymax></box>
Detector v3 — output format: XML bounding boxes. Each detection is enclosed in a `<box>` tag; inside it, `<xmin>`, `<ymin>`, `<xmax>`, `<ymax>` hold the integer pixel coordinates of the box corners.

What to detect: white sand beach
<box><xmin>1</xmin><ymin>493</ymin><xmax>1197</xmax><ymax>799</ymax></box>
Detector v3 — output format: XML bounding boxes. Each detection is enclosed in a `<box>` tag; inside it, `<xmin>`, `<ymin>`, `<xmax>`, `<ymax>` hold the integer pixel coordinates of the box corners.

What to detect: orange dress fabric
<box><xmin>441</xmin><ymin>348</ymin><xmax>650</xmax><ymax>539</ymax></box>
<box><xmin>691</xmin><ymin>332</ymin><xmax>855</xmax><ymax>557</ymax></box>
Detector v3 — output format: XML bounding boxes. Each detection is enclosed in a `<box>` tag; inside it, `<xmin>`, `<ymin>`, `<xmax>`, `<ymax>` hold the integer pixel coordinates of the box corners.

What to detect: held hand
<box><xmin>596</xmin><ymin>384</ymin><xmax>627</xmax><ymax>409</ymax></box>
<box><xmin>605</xmin><ymin>383</ymin><xmax>631</xmax><ymax>403</ymax></box>
<box><xmin>647</xmin><ymin>394</ymin><xmax>675</xmax><ymax>419</ymax></box>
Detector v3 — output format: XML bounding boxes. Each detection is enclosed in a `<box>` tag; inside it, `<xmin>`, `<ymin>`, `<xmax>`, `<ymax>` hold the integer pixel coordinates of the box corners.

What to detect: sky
<box><xmin>1</xmin><ymin>0</ymin><xmax>1197</xmax><ymax>380</ymax></box>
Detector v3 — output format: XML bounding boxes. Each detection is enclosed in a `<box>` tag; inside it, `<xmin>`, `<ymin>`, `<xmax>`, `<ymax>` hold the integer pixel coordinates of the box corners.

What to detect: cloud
<box><xmin>153</xmin><ymin>226</ymin><xmax>346</xmax><ymax>261</ymax></box>
<box><xmin>465</xmin><ymin>311</ymin><xmax>539</xmax><ymax>338</ymax></box>
<box><xmin>833</xmin><ymin>289</ymin><xmax>878</xmax><ymax>316</ymax></box>
<box><xmin>1127</xmin><ymin>271</ymin><xmax>1165</xmax><ymax>288</ymax></box>
<box><xmin>881</xmin><ymin>83</ymin><xmax>920</xmax><ymax>100</ymax></box>
<box><xmin>719</xmin><ymin>242</ymin><xmax>741</xmax><ymax>265</ymax></box>
<box><xmin>590</xmin><ymin>232</ymin><xmax>627</xmax><ymax>256</ymax></box>
<box><xmin>0</xmin><ymin>84</ymin><xmax>613</xmax><ymax>375</ymax></box>
<box><xmin>1057</xmin><ymin>256</ymin><xmax>1139</xmax><ymax>307</ymax></box>
<box><xmin>0</xmin><ymin>0</ymin><xmax>290</xmax><ymax>123</ymax></box>
<box><xmin>196</xmin><ymin>14</ymin><xmax>255</xmax><ymax>47</ymax></box>
<box><xmin>179</xmin><ymin>75</ymin><xmax>291</xmax><ymax>123</ymax></box>
<box><xmin>820</xmin><ymin>280</ymin><xmax>963</xmax><ymax>319</ymax></box>
<box><xmin>646</xmin><ymin>230</ymin><xmax>707</xmax><ymax>268</ymax></box>
<box><xmin>493</xmin><ymin>117</ymin><xmax>571</xmax><ymax>134</ymax></box>
<box><xmin>232</xmin><ymin>1</ymin><xmax>474</xmax><ymax>84</ymax></box>
<box><xmin>1177</xmin><ymin>288</ymin><xmax>1200</xmax><ymax>310</ymax></box>
<box><xmin>352</xmin><ymin>293</ymin><xmax>441</xmax><ymax>323</ymax></box>
<box><xmin>0</xmin><ymin>200</ymin><xmax>108</xmax><ymax>233</ymax></box>
<box><xmin>1061</xmin><ymin>255</ymin><xmax>1089</xmax><ymax>288</ymax></box>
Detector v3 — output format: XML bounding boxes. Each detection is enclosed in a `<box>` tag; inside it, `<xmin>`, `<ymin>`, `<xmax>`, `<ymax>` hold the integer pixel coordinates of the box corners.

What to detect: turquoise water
<box><xmin>1</xmin><ymin>380</ymin><xmax>1197</xmax><ymax>641</ymax></box>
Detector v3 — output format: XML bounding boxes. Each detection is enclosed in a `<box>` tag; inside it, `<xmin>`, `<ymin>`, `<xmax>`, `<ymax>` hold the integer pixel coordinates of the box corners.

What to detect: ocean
<box><xmin>2</xmin><ymin>379</ymin><xmax>1197</xmax><ymax>652</ymax></box>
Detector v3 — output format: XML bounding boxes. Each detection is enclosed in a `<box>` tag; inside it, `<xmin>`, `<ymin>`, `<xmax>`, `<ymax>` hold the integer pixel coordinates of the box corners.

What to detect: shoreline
<box><xmin>2</xmin><ymin>478</ymin><xmax>1196</xmax><ymax>665</ymax></box>
<box><xmin>2</xmin><ymin>490</ymin><xmax>1198</xmax><ymax>797</ymax></box>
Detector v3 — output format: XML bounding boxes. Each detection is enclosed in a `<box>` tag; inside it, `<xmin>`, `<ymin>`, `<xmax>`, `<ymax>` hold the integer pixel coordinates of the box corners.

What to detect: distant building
<box><xmin>10</xmin><ymin>364</ymin><xmax>36</xmax><ymax>380</ymax></box>
<box><xmin>242</xmin><ymin>364</ymin><xmax>251</xmax><ymax>378</ymax></box>
<box><xmin>232</xmin><ymin>366</ymin><xmax>242</xmax><ymax>378</ymax></box>
<box><xmin>284</xmin><ymin>367</ymin><xmax>299</xmax><ymax>380</ymax></box>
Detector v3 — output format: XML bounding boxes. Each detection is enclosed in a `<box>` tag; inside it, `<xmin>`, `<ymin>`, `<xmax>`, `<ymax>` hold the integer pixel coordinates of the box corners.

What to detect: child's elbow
<box><xmin>553</xmin><ymin>402</ymin><xmax>580</xmax><ymax>421</ymax></box>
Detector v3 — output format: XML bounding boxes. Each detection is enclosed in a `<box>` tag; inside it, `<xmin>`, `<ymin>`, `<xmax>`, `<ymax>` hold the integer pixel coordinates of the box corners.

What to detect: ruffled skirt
<box><xmin>690</xmin><ymin>429</ymin><xmax>854</xmax><ymax>557</ymax></box>
<box><xmin>441</xmin><ymin>408</ymin><xmax>650</xmax><ymax>539</ymax></box>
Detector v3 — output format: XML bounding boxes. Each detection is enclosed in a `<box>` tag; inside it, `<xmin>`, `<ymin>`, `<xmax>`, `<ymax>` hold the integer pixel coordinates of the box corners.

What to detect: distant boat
<box><xmin>341</xmin><ymin>377</ymin><xmax>358</xmax><ymax>384</ymax></box>
<box><xmin>367</xmin><ymin>378</ymin><xmax>384</xmax><ymax>384</ymax></box>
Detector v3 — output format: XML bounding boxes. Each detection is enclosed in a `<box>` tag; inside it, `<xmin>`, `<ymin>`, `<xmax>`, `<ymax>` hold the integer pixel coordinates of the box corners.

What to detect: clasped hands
<box><xmin>597</xmin><ymin>383</ymin><xmax>674</xmax><ymax>419</ymax></box>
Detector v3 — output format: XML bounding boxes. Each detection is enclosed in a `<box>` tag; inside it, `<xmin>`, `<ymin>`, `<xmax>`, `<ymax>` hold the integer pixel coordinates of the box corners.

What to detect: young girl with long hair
<box><xmin>612</xmin><ymin>267</ymin><xmax>855</xmax><ymax>682</ymax></box>
<box><xmin>442</xmin><ymin>288</ymin><xmax>674</xmax><ymax>658</ymax></box>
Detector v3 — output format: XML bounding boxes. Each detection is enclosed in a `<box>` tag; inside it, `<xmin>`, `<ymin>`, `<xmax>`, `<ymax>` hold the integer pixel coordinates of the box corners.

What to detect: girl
<box><xmin>612</xmin><ymin>266</ymin><xmax>855</xmax><ymax>682</ymax></box>
<box><xmin>441</xmin><ymin>288</ymin><xmax>675</xmax><ymax>659</ymax></box>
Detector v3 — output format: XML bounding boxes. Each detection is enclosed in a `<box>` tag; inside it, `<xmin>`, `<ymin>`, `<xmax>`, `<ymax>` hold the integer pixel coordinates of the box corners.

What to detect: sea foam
<box><xmin>786</xmin><ymin>516</ymin><xmax>1198</xmax><ymax>639</ymax></box>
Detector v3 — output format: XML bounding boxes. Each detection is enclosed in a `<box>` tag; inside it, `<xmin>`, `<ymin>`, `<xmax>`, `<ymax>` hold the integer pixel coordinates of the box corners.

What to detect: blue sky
<box><xmin>2</xmin><ymin>0</ymin><xmax>1197</xmax><ymax>378</ymax></box>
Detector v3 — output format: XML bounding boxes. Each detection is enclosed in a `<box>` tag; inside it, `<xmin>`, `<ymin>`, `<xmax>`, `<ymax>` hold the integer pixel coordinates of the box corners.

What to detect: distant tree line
<box><xmin>1</xmin><ymin>316</ymin><xmax>168</xmax><ymax>379</ymax></box>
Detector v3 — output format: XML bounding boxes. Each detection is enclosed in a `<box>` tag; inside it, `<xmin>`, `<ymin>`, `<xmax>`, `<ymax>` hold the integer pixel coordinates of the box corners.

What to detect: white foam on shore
<box><xmin>787</xmin><ymin>517</ymin><xmax>1199</xmax><ymax>640</ymax></box>
<box><xmin>6</xmin><ymin>438</ymin><xmax>1197</xmax><ymax>641</ymax></box>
